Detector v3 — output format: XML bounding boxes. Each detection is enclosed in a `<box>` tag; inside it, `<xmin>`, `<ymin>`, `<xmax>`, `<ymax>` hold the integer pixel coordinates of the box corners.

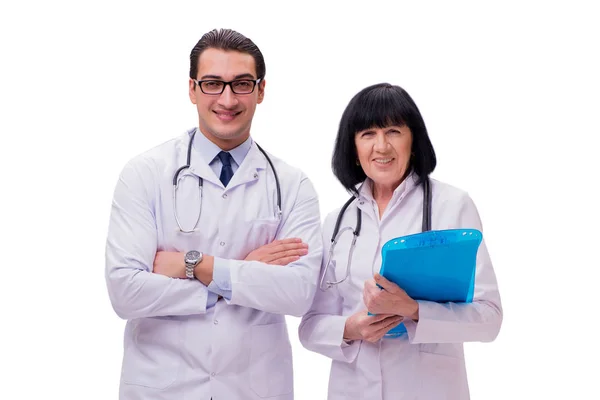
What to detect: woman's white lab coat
<box><xmin>299</xmin><ymin>175</ymin><xmax>502</xmax><ymax>400</ymax></box>
<box><xmin>105</xmin><ymin>130</ymin><xmax>323</xmax><ymax>400</ymax></box>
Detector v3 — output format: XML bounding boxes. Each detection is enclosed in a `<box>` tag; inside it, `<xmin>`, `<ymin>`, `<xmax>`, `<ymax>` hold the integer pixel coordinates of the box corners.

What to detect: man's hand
<box><xmin>152</xmin><ymin>237</ymin><xmax>308</xmax><ymax>282</ymax></box>
<box><xmin>343</xmin><ymin>309</ymin><xmax>404</xmax><ymax>343</ymax></box>
<box><xmin>363</xmin><ymin>273</ymin><xmax>419</xmax><ymax>320</ymax></box>
<box><xmin>153</xmin><ymin>251</ymin><xmax>186</xmax><ymax>278</ymax></box>
<box><xmin>245</xmin><ymin>238</ymin><xmax>308</xmax><ymax>265</ymax></box>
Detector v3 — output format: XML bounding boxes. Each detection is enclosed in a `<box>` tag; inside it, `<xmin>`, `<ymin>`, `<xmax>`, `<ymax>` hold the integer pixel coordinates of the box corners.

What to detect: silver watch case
<box><xmin>184</xmin><ymin>250</ymin><xmax>203</xmax><ymax>279</ymax></box>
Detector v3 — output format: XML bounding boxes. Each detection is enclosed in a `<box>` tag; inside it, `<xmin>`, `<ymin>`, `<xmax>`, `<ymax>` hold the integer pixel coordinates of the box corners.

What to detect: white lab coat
<box><xmin>105</xmin><ymin>130</ymin><xmax>323</xmax><ymax>400</ymax></box>
<box><xmin>299</xmin><ymin>175</ymin><xmax>502</xmax><ymax>400</ymax></box>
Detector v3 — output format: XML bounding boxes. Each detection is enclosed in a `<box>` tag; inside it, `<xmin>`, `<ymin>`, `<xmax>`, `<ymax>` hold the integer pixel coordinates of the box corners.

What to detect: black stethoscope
<box><xmin>173</xmin><ymin>128</ymin><xmax>282</xmax><ymax>233</ymax></box>
<box><xmin>319</xmin><ymin>177</ymin><xmax>432</xmax><ymax>290</ymax></box>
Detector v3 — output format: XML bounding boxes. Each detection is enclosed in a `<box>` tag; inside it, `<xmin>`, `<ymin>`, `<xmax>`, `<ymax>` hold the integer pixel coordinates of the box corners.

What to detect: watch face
<box><xmin>185</xmin><ymin>250</ymin><xmax>201</xmax><ymax>264</ymax></box>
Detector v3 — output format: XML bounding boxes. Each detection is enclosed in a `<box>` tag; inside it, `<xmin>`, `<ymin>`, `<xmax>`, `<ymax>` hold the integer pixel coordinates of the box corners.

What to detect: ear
<box><xmin>257</xmin><ymin>79</ymin><xmax>266</xmax><ymax>104</ymax></box>
<box><xmin>188</xmin><ymin>78</ymin><xmax>198</xmax><ymax>104</ymax></box>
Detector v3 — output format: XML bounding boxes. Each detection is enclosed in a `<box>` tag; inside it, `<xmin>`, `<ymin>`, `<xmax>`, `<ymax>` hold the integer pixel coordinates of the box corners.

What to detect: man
<box><xmin>105</xmin><ymin>28</ymin><xmax>323</xmax><ymax>400</ymax></box>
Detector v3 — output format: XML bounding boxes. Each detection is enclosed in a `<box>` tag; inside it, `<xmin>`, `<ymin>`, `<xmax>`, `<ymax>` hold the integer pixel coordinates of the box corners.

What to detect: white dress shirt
<box><xmin>192</xmin><ymin>130</ymin><xmax>253</xmax><ymax>307</ymax></box>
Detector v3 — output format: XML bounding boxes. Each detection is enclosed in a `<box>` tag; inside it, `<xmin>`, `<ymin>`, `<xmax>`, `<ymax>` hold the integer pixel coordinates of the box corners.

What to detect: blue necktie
<box><xmin>217</xmin><ymin>151</ymin><xmax>234</xmax><ymax>187</ymax></box>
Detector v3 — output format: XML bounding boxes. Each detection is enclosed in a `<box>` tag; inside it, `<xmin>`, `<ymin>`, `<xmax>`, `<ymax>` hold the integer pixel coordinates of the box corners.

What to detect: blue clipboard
<box><xmin>375</xmin><ymin>228</ymin><xmax>482</xmax><ymax>337</ymax></box>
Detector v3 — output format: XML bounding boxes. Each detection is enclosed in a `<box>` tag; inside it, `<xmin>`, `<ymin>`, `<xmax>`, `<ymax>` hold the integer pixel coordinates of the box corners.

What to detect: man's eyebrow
<box><xmin>199</xmin><ymin>74</ymin><xmax>223</xmax><ymax>80</ymax></box>
<box><xmin>233</xmin><ymin>73</ymin><xmax>256</xmax><ymax>80</ymax></box>
<box><xmin>199</xmin><ymin>73</ymin><xmax>256</xmax><ymax>80</ymax></box>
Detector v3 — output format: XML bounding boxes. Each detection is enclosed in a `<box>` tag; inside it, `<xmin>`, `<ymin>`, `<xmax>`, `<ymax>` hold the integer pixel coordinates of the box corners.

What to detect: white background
<box><xmin>1</xmin><ymin>1</ymin><xmax>599</xmax><ymax>399</ymax></box>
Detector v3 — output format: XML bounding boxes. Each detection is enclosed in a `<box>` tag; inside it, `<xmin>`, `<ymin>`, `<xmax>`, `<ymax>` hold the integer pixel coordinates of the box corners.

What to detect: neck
<box><xmin>372</xmin><ymin>182</ymin><xmax>397</xmax><ymax>203</ymax></box>
<box><xmin>372</xmin><ymin>179</ymin><xmax>403</xmax><ymax>219</ymax></box>
<box><xmin>198</xmin><ymin>127</ymin><xmax>250</xmax><ymax>151</ymax></box>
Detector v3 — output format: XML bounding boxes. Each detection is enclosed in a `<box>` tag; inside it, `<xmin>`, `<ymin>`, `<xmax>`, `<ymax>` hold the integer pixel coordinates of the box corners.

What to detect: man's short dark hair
<box><xmin>189</xmin><ymin>28</ymin><xmax>266</xmax><ymax>80</ymax></box>
<box><xmin>332</xmin><ymin>83</ymin><xmax>437</xmax><ymax>194</ymax></box>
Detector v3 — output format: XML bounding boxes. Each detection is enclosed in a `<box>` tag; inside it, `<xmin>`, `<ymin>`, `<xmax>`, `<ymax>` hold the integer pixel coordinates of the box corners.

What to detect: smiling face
<box><xmin>354</xmin><ymin>125</ymin><xmax>413</xmax><ymax>192</ymax></box>
<box><xmin>189</xmin><ymin>48</ymin><xmax>265</xmax><ymax>150</ymax></box>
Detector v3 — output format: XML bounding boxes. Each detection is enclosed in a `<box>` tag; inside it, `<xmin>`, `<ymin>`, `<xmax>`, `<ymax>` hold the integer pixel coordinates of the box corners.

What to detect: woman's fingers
<box><xmin>364</xmin><ymin>316</ymin><xmax>404</xmax><ymax>342</ymax></box>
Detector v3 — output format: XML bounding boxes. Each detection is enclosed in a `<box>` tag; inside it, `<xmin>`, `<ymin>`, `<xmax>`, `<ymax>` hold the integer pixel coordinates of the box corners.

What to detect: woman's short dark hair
<box><xmin>332</xmin><ymin>83</ymin><xmax>437</xmax><ymax>194</ymax></box>
<box><xmin>189</xmin><ymin>28</ymin><xmax>266</xmax><ymax>80</ymax></box>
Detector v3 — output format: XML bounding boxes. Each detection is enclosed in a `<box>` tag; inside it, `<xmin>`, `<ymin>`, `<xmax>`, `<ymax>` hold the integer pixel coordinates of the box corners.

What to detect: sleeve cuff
<box><xmin>339</xmin><ymin>333</ymin><xmax>360</xmax><ymax>362</ymax></box>
<box><xmin>405</xmin><ymin>300</ymin><xmax>435</xmax><ymax>343</ymax></box>
<box><xmin>206</xmin><ymin>291</ymin><xmax>219</xmax><ymax>309</ymax></box>
<box><xmin>207</xmin><ymin>257</ymin><xmax>232</xmax><ymax>300</ymax></box>
<box><xmin>304</xmin><ymin>315</ymin><xmax>361</xmax><ymax>363</ymax></box>
<box><xmin>331</xmin><ymin>316</ymin><xmax>361</xmax><ymax>362</ymax></box>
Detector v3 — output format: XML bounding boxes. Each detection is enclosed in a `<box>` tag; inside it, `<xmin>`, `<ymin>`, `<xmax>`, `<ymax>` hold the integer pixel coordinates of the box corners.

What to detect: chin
<box><xmin>214</xmin><ymin>130</ymin><xmax>246</xmax><ymax>141</ymax></box>
<box><xmin>372</xmin><ymin>174</ymin><xmax>404</xmax><ymax>187</ymax></box>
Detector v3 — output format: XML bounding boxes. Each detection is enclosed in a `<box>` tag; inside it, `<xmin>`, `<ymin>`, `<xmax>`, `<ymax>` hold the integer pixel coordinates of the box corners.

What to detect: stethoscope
<box><xmin>173</xmin><ymin>128</ymin><xmax>282</xmax><ymax>233</ymax></box>
<box><xmin>319</xmin><ymin>177</ymin><xmax>432</xmax><ymax>291</ymax></box>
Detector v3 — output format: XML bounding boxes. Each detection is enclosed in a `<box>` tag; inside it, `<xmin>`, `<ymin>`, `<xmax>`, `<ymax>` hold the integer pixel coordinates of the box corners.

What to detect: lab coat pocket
<box><xmin>122</xmin><ymin>317</ymin><xmax>183</xmax><ymax>389</ymax></box>
<box><xmin>249</xmin><ymin>322</ymin><xmax>293</xmax><ymax>398</ymax></box>
<box><xmin>240</xmin><ymin>218</ymin><xmax>280</xmax><ymax>256</ymax></box>
<box><xmin>418</xmin><ymin>350</ymin><xmax>461</xmax><ymax>399</ymax></box>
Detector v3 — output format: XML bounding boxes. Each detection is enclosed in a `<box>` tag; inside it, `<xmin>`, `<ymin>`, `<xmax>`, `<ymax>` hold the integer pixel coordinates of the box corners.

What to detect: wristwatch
<box><xmin>184</xmin><ymin>250</ymin><xmax>203</xmax><ymax>279</ymax></box>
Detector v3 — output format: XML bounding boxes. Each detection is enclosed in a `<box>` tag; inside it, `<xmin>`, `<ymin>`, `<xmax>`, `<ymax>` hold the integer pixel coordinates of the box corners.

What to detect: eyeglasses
<box><xmin>193</xmin><ymin>78</ymin><xmax>262</xmax><ymax>95</ymax></box>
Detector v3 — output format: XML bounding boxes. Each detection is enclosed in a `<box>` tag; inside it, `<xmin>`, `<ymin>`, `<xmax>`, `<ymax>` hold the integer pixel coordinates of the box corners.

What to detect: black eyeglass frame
<box><xmin>192</xmin><ymin>78</ymin><xmax>263</xmax><ymax>95</ymax></box>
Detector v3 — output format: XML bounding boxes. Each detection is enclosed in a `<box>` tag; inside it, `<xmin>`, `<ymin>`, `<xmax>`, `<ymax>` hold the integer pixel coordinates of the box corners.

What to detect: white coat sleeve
<box><xmin>297</xmin><ymin>212</ymin><xmax>361</xmax><ymax>363</ymax></box>
<box><xmin>223</xmin><ymin>175</ymin><xmax>323</xmax><ymax>317</ymax></box>
<box><xmin>105</xmin><ymin>159</ymin><xmax>212</xmax><ymax>320</ymax></box>
<box><xmin>404</xmin><ymin>193</ymin><xmax>503</xmax><ymax>343</ymax></box>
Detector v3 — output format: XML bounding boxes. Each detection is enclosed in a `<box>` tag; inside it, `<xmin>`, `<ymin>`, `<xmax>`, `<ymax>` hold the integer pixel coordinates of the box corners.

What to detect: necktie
<box><xmin>217</xmin><ymin>151</ymin><xmax>234</xmax><ymax>187</ymax></box>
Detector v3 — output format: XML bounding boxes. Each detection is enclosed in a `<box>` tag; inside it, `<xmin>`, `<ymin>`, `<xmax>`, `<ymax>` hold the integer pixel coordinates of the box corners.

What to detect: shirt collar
<box><xmin>192</xmin><ymin>128</ymin><xmax>253</xmax><ymax>167</ymax></box>
<box><xmin>357</xmin><ymin>171</ymin><xmax>419</xmax><ymax>203</ymax></box>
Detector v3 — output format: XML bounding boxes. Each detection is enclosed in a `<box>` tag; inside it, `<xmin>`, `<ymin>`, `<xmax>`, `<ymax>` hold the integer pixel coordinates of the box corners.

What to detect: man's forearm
<box><xmin>194</xmin><ymin>255</ymin><xmax>215</xmax><ymax>285</ymax></box>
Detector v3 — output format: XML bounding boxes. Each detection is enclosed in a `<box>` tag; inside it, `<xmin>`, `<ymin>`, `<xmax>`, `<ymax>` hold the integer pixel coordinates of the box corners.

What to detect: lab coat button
<box><xmin>253</xmin><ymin>173</ymin><xmax>258</xmax><ymax>179</ymax></box>
<box><xmin>222</xmin><ymin>194</ymin><xmax>227</xmax><ymax>199</ymax></box>
<box><xmin>211</xmin><ymin>372</ymin><xmax>216</xmax><ymax>377</ymax></box>
<box><xmin>220</xmin><ymin>241</ymin><xmax>225</xmax><ymax>246</ymax></box>
<box><xmin>214</xmin><ymin>319</ymin><xmax>219</xmax><ymax>325</ymax></box>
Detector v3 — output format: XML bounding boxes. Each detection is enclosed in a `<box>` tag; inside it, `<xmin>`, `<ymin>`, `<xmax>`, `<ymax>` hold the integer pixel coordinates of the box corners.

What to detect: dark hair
<box><xmin>332</xmin><ymin>83</ymin><xmax>437</xmax><ymax>194</ymax></box>
<box><xmin>189</xmin><ymin>28</ymin><xmax>266</xmax><ymax>81</ymax></box>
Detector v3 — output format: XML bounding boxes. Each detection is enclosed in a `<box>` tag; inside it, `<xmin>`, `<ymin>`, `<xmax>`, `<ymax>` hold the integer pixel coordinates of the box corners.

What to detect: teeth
<box><xmin>374</xmin><ymin>158</ymin><xmax>392</xmax><ymax>164</ymax></box>
<box><xmin>215</xmin><ymin>111</ymin><xmax>237</xmax><ymax>116</ymax></box>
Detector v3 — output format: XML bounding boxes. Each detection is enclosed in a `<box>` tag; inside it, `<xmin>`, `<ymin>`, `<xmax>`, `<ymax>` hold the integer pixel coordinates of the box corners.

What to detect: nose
<box><xmin>217</xmin><ymin>84</ymin><xmax>239</xmax><ymax>108</ymax></box>
<box><xmin>374</xmin><ymin>131</ymin><xmax>389</xmax><ymax>152</ymax></box>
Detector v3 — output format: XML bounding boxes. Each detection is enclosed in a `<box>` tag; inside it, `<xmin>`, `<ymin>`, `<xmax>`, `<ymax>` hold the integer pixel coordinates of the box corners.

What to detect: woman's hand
<box><xmin>363</xmin><ymin>273</ymin><xmax>419</xmax><ymax>320</ymax></box>
<box><xmin>343</xmin><ymin>310</ymin><xmax>404</xmax><ymax>343</ymax></box>
<box><xmin>244</xmin><ymin>238</ymin><xmax>308</xmax><ymax>265</ymax></box>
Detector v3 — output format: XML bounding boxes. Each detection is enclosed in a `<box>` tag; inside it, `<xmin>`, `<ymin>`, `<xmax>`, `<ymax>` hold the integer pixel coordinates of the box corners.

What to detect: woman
<box><xmin>299</xmin><ymin>83</ymin><xmax>502</xmax><ymax>399</ymax></box>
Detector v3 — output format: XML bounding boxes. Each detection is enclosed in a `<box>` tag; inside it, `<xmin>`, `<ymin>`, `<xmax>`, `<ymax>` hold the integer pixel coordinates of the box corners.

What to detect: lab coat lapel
<box><xmin>186</xmin><ymin>135</ymin><xmax>222</xmax><ymax>187</ymax></box>
<box><xmin>224</xmin><ymin>142</ymin><xmax>268</xmax><ymax>191</ymax></box>
<box><xmin>355</xmin><ymin>181</ymin><xmax>378</xmax><ymax>224</ymax></box>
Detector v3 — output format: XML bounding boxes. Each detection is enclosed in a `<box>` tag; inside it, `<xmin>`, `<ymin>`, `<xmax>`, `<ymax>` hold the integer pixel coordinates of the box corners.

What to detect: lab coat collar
<box><xmin>223</xmin><ymin>141</ymin><xmax>269</xmax><ymax>190</ymax></box>
<box><xmin>192</xmin><ymin>128</ymin><xmax>253</xmax><ymax>170</ymax></box>
<box><xmin>186</xmin><ymin>129</ymin><xmax>267</xmax><ymax>189</ymax></box>
<box><xmin>356</xmin><ymin>171</ymin><xmax>419</xmax><ymax>204</ymax></box>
